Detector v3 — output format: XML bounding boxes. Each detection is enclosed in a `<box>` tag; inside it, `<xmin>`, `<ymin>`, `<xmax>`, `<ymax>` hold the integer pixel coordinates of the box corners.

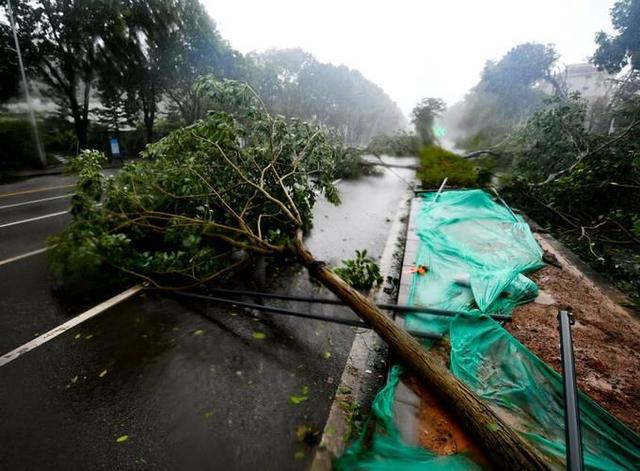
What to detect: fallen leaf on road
<box><xmin>290</xmin><ymin>385</ymin><xmax>310</xmax><ymax>405</ymax></box>
<box><xmin>116</xmin><ymin>435</ymin><xmax>129</xmax><ymax>443</ymax></box>
<box><xmin>252</xmin><ymin>331</ymin><xmax>267</xmax><ymax>340</ymax></box>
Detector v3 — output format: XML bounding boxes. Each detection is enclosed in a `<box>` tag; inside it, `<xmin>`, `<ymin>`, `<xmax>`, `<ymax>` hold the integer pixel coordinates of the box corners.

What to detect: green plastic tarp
<box><xmin>336</xmin><ymin>189</ymin><xmax>640</xmax><ymax>470</ymax></box>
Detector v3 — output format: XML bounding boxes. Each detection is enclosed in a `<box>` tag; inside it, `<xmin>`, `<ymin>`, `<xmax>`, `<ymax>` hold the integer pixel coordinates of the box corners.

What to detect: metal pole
<box><xmin>490</xmin><ymin>186</ymin><xmax>519</xmax><ymax>222</ymax></box>
<box><xmin>6</xmin><ymin>0</ymin><xmax>47</xmax><ymax>168</ymax></box>
<box><xmin>431</xmin><ymin>177</ymin><xmax>448</xmax><ymax>204</ymax></box>
<box><xmin>557</xmin><ymin>310</ymin><xmax>584</xmax><ymax>471</ymax></box>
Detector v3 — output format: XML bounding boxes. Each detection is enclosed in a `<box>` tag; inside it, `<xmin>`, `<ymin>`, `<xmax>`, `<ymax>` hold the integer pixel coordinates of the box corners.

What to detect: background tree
<box><xmin>2</xmin><ymin>0</ymin><xmax>127</xmax><ymax>149</ymax></box>
<box><xmin>92</xmin><ymin>0</ymin><xmax>244</xmax><ymax>142</ymax></box>
<box><xmin>495</xmin><ymin>2</ymin><xmax>640</xmax><ymax>303</ymax></box>
<box><xmin>453</xmin><ymin>43</ymin><xmax>562</xmax><ymax>148</ymax></box>
<box><xmin>593</xmin><ymin>0</ymin><xmax>640</xmax><ymax>73</ymax></box>
<box><xmin>1</xmin><ymin>0</ymin><xmax>408</xmax><ymax>160</ymax></box>
<box><xmin>248</xmin><ymin>48</ymin><xmax>406</xmax><ymax>145</ymax></box>
<box><xmin>411</xmin><ymin>97</ymin><xmax>445</xmax><ymax>145</ymax></box>
<box><xmin>101</xmin><ymin>0</ymin><xmax>178</xmax><ymax>143</ymax></box>
<box><xmin>479</xmin><ymin>43</ymin><xmax>563</xmax><ymax>98</ymax></box>
<box><xmin>0</xmin><ymin>22</ymin><xmax>20</xmax><ymax>103</ymax></box>
<box><xmin>162</xmin><ymin>0</ymin><xmax>244</xmax><ymax>125</ymax></box>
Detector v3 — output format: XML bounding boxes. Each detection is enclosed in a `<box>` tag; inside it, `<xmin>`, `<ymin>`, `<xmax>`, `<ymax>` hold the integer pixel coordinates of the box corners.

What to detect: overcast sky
<box><xmin>204</xmin><ymin>0</ymin><xmax>615</xmax><ymax>116</ymax></box>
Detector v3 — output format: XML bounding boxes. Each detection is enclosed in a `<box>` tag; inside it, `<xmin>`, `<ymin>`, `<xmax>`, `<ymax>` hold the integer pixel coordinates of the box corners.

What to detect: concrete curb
<box><xmin>310</xmin><ymin>191</ymin><xmax>413</xmax><ymax>470</ymax></box>
<box><xmin>390</xmin><ymin>196</ymin><xmax>423</xmax><ymax>445</ymax></box>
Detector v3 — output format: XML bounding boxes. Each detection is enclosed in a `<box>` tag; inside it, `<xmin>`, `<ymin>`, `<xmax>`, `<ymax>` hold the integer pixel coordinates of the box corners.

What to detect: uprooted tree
<box><xmin>51</xmin><ymin>77</ymin><xmax>551</xmax><ymax>469</ymax></box>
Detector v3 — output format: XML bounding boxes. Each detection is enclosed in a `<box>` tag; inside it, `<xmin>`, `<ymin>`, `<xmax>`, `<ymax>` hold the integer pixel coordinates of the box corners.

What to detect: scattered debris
<box><xmin>290</xmin><ymin>386</ymin><xmax>310</xmax><ymax>405</ymax></box>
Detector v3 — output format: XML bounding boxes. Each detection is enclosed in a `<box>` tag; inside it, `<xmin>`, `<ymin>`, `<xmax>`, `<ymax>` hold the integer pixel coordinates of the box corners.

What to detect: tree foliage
<box><xmin>507</xmin><ymin>94</ymin><xmax>590</xmax><ymax>181</ymax></box>
<box><xmin>479</xmin><ymin>43</ymin><xmax>562</xmax><ymax>97</ymax></box>
<box><xmin>454</xmin><ymin>43</ymin><xmax>561</xmax><ymax>148</ymax></box>
<box><xmin>411</xmin><ymin>98</ymin><xmax>445</xmax><ymax>145</ymax></box>
<box><xmin>593</xmin><ymin>0</ymin><xmax>640</xmax><ymax>73</ymax></box>
<box><xmin>1</xmin><ymin>0</ymin><xmax>128</xmax><ymax>148</ymax></box>
<box><xmin>50</xmin><ymin>78</ymin><xmax>352</xmax><ymax>287</ymax></box>
<box><xmin>1</xmin><ymin>2</ymin><xmax>404</xmax><ymax>158</ymax></box>
<box><xmin>501</xmin><ymin>93</ymin><xmax>640</xmax><ymax>302</ymax></box>
<box><xmin>94</xmin><ymin>0</ymin><xmax>241</xmax><ymax>141</ymax></box>
<box><xmin>366</xmin><ymin>131</ymin><xmax>422</xmax><ymax>157</ymax></box>
<box><xmin>247</xmin><ymin>48</ymin><xmax>406</xmax><ymax>145</ymax></box>
<box><xmin>365</xmin><ymin>97</ymin><xmax>445</xmax><ymax>157</ymax></box>
<box><xmin>0</xmin><ymin>22</ymin><xmax>20</xmax><ymax>103</ymax></box>
<box><xmin>334</xmin><ymin>250</ymin><xmax>383</xmax><ymax>291</ymax></box>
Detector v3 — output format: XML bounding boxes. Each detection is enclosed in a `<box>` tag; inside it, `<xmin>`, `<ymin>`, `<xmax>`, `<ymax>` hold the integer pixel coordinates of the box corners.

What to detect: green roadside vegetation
<box><xmin>427</xmin><ymin>0</ymin><xmax>640</xmax><ymax>305</ymax></box>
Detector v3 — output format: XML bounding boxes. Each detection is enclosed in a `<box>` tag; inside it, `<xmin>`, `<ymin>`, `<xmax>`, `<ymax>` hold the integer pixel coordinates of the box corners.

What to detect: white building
<box><xmin>563</xmin><ymin>63</ymin><xmax>614</xmax><ymax>100</ymax></box>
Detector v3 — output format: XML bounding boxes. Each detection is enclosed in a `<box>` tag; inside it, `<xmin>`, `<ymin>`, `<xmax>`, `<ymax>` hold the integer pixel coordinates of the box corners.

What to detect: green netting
<box><xmin>336</xmin><ymin>189</ymin><xmax>640</xmax><ymax>470</ymax></box>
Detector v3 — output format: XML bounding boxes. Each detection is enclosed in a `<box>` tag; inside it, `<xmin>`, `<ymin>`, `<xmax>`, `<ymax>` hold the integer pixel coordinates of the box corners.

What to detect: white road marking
<box><xmin>0</xmin><ymin>183</ymin><xmax>75</xmax><ymax>199</ymax></box>
<box><xmin>0</xmin><ymin>246</ymin><xmax>54</xmax><ymax>267</ymax></box>
<box><xmin>0</xmin><ymin>210</ymin><xmax>69</xmax><ymax>229</ymax></box>
<box><xmin>0</xmin><ymin>285</ymin><xmax>144</xmax><ymax>367</ymax></box>
<box><xmin>0</xmin><ymin>193</ymin><xmax>72</xmax><ymax>210</ymax></box>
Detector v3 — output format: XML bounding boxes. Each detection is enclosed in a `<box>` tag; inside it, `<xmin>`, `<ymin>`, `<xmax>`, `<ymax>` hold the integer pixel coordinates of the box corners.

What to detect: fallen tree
<box><xmin>51</xmin><ymin>77</ymin><xmax>551</xmax><ymax>469</ymax></box>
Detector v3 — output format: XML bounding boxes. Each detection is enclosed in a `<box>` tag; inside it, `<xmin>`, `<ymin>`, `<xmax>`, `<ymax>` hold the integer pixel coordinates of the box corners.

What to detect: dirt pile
<box><xmin>508</xmin><ymin>265</ymin><xmax>640</xmax><ymax>433</ymax></box>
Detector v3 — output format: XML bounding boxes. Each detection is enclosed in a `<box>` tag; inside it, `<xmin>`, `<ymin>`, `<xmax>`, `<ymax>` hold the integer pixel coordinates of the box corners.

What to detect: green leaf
<box><xmin>289</xmin><ymin>385</ymin><xmax>310</xmax><ymax>404</ymax></box>
<box><xmin>290</xmin><ymin>395</ymin><xmax>308</xmax><ymax>405</ymax></box>
<box><xmin>252</xmin><ymin>331</ymin><xmax>267</xmax><ymax>340</ymax></box>
<box><xmin>116</xmin><ymin>435</ymin><xmax>129</xmax><ymax>443</ymax></box>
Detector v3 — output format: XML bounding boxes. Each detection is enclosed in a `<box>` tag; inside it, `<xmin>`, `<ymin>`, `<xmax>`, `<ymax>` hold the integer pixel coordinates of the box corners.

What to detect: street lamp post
<box><xmin>6</xmin><ymin>0</ymin><xmax>47</xmax><ymax>168</ymax></box>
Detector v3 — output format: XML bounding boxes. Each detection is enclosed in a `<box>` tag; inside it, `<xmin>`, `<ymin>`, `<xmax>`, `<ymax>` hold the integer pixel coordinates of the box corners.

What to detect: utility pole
<box><xmin>6</xmin><ymin>0</ymin><xmax>47</xmax><ymax>168</ymax></box>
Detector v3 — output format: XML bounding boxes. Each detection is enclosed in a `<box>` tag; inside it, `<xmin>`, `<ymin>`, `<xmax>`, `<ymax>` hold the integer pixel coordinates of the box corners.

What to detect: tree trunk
<box><xmin>70</xmin><ymin>97</ymin><xmax>88</xmax><ymax>151</ymax></box>
<box><xmin>81</xmin><ymin>77</ymin><xmax>91</xmax><ymax>149</ymax></box>
<box><xmin>291</xmin><ymin>233</ymin><xmax>553</xmax><ymax>470</ymax></box>
<box><xmin>144</xmin><ymin>110</ymin><xmax>155</xmax><ymax>144</ymax></box>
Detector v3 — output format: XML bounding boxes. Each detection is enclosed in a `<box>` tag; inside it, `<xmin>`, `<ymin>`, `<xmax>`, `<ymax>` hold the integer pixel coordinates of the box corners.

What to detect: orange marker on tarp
<box><xmin>405</xmin><ymin>265</ymin><xmax>428</xmax><ymax>275</ymax></box>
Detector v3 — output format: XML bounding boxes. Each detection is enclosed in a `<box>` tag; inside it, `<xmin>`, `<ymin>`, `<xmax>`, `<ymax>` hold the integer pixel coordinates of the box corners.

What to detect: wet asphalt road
<box><xmin>0</xmin><ymin>161</ymin><xmax>414</xmax><ymax>471</ymax></box>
